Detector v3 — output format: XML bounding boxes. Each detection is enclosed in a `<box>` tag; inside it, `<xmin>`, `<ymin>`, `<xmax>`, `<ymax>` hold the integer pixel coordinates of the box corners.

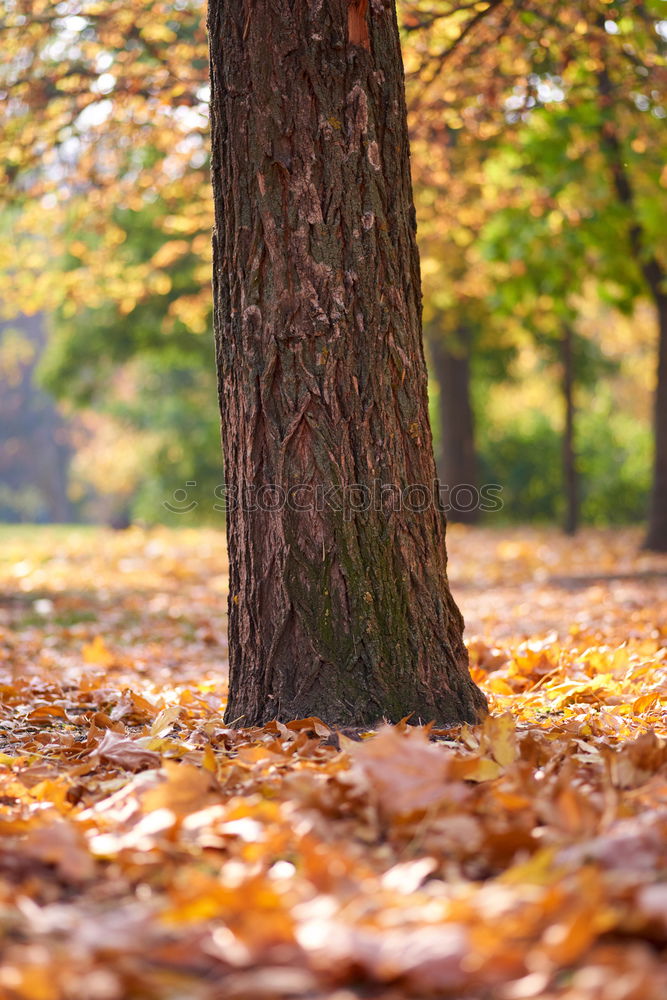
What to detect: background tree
<box><xmin>0</xmin><ymin>0</ymin><xmax>210</xmax><ymax>323</ymax></box>
<box><xmin>0</xmin><ymin>0</ymin><xmax>662</xmax><ymax>536</ymax></box>
<box><xmin>403</xmin><ymin>0</ymin><xmax>666</xmax><ymax>545</ymax></box>
<box><xmin>408</xmin><ymin>118</ymin><xmax>515</xmax><ymax>526</ymax></box>
<box><xmin>405</xmin><ymin>0</ymin><xmax>667</xmax><ymax>547</ymax></box>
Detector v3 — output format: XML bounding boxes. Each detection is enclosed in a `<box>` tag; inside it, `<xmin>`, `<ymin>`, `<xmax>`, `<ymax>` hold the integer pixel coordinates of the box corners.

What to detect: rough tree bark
<box><xmin>207</xmin><ymin>0</ymin><xmax>488</xmax><ymax>727</ymax></box>
<box><xmin>427</xmin><ymin>325</ymin><xmax>479</xmax><ymax>525</ymax></box>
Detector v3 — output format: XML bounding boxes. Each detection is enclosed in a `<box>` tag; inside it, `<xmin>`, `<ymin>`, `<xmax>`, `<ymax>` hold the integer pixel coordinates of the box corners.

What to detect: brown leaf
<box><xmin>347</xmin><ymin>725</ymin><xmax>457</xmax><ymax>818</ymax></box>
<box><xmin>94</xmin><ymin>730</ymin><xmax>161</xmax><ymax>771</ymax></box>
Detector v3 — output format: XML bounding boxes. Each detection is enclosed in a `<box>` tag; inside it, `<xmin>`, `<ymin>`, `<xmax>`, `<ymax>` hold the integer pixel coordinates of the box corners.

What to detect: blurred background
<box><xmin>0</xmin><ymin>0</ymin><xmax>665</xmax><ymax>541</ymax></box>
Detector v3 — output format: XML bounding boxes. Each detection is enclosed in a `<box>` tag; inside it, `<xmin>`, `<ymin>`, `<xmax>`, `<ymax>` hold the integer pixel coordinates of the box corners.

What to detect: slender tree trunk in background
<box><xmin>428</xmin><ymin>326</ymin><xmax>479</xmax><ymax>525</ymax></box>
<box><xmin>561</xmin><ymin>324</ymin><xmax>578</xmax><ymax>536</ymax></box>
<box><xmin>597</xmin><ymin>61</ymin><xmax>667</xmax><ymax>551</ymax></box>
<box><xmin>208</xmin><ymin>0</ymin><xmax>487</xmax><ymax>727</ymax></box>
<box><xmin>646</xmin><ymin>294</ymin><xmax>667</xmax><ymax>551</ymax></box>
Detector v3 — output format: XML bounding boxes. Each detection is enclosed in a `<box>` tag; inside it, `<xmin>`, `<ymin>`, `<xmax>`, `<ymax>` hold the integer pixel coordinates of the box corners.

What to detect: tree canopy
<box><xmin>1</xmin><ymin>0</ymin><xmax>664</xmax><ymax>527</ymax></box>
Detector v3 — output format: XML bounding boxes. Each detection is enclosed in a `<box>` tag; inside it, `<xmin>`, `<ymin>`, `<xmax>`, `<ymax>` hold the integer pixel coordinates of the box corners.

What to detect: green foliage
<box><xmin>476</xmin><ymin>401</ymin><xmax>651</xmax><ymax>526</ymax></box>
<box><xmin>578</xmin><ymin>407</ymin><xmax>652</xmax><ymax>525</ymax></box>
<box><xmin>478</xmin><ymin>411</ymin><xmax>563</xmax><ymax>523</ymax></box>
<box><xmin>40</xmin><ymin>200</ymin><xmax>211</xmax><ymax>405</ymax></box>
<box><xmin>122</xmin><ymin>362</ymin><xmax>223</xmax><ymax>525</ymax></box>
<box><xmin>39</xmin><ymin>198</ymin><xmax>219</xmax><ymax>524</ymax></box>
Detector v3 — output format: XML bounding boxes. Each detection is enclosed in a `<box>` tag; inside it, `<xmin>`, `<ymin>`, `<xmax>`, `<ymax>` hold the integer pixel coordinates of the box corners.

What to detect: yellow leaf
<box><xmin>202</xmin><ymin>744</ymin><xmax>217</xmax><ymax>774</ymax></box>
<box><xmin>480</xmin><ymin>713</ymin><xmax>519</xmax><ymax>767</ymax></box>
<box><xmin>82</xmin><ymin>635</ymin><xmax>115</xmax><ymax>666</ymax></box>
<box><xmin>632</xmin><ymin>692</ymin><xmax>660</xmax><ymax>714</ymax></box>
<box><xmin>450</xmin><ymin>756</ymin><xmax>503</xmax><ymax>782</ymax></box>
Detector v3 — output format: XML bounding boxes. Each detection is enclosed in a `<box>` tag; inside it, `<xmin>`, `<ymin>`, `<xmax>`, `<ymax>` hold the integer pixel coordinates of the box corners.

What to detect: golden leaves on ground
<box><xmin>0</xmin><ymin>525</ymin><xmax>666</xmax><ymax>999</ymax></box>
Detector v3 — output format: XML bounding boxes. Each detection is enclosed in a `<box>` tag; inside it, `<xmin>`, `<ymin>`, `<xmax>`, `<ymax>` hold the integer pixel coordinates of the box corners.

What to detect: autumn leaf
<box><xmin>94</xmin><ymin>730</ymin><xmax>161</xmax><ymax>771</ymax></box>
<box><xmin>347</xmin><ymin>725</ymin><xmax>457</xmax><ymax>819</ymax></box>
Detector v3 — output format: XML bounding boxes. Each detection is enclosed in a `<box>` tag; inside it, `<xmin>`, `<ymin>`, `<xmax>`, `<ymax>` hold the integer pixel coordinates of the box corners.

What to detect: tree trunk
<box><xmin>207</xmin><ymin>0</ymin><xmax>487</xmax><ymax>727</ymax></box>
<box><xmin>645</xmin><ymin>293</ymin><xmax>667</xmax><ymax>551</ymax></box>
<box><xmin>596</xmin><ymin>59</ymin><xmax>667</xmax><ymax>551</ymax></box>
<box><xmin>428</xmin><ymin>326</ymin><xmax>479</xmax><ymax>525</ymax></box>
<box><xmin>561</xmin><ymin>323</ymin><xmax>578</xmax><ymax>536</ymax></box>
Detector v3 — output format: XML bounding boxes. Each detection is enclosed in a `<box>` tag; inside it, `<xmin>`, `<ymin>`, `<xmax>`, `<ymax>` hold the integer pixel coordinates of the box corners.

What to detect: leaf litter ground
<box><xmin>0</xmin><ymin>524</ymin><xmax>666</xmax><ymax>1000</ymax></box>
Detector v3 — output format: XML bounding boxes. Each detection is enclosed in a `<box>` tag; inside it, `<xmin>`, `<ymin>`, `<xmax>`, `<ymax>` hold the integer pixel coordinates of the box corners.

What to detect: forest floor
<box><xmin>0</xmin><ymin>524</ymin><xmax>666</xmax><ymax>1000</ymax></box>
